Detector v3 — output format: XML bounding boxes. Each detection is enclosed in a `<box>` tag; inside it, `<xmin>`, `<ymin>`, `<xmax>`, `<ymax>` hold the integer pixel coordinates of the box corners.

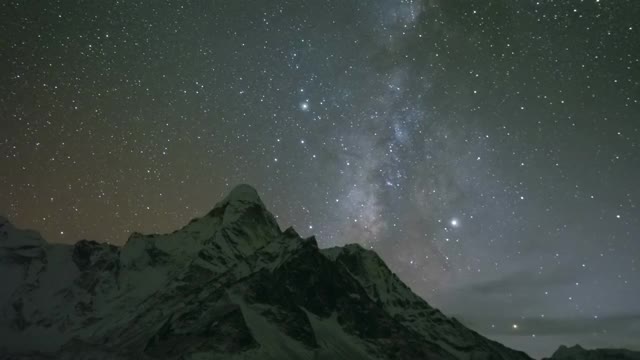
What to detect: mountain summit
<box><xmin>0</xmin><ymin>185</ymin><xmax>532</xmax><ymax>360</ymax></box>
<box><xmin>219</xmin><ymin>183</ymin><xmax>265</xmax><ymax>206</ymax></box>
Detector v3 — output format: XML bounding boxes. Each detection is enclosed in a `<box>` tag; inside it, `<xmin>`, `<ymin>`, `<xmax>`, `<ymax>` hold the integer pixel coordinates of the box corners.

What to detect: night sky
<box><xmin>1</xmin><ymin>0</ymin><xmax>639</xmax><ymax>357</ymax></box>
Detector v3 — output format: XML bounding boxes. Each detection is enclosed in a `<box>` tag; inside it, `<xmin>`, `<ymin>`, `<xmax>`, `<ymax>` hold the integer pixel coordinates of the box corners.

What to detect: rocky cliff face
<box><xmin>0</xmin><ymin>184</ymin><xmax>533</xmax><ymax>360</ymax></box>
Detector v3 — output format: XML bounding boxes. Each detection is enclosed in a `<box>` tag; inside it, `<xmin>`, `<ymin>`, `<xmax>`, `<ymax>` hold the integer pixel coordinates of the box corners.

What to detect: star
<box><xmin>1</xmin><ymin>1</ymin><xmax>637</xmax><ymax>358</ymax></box>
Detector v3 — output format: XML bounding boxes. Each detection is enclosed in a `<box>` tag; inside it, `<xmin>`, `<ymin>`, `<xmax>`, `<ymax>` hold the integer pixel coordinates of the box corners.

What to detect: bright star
<box><xmin>300</xmin><ymin>102</ymin><xmax>309</xmax><ymax>111</ymax></box>
<box><xmin>450</xmin><ymin>218</ymin><xmax>459</xmax><ymax>227</ymax></box>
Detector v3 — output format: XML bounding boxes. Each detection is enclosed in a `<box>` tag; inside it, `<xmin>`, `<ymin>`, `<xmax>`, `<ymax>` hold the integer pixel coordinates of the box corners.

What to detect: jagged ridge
<box><xmin>1</xmin><ymin>184</ymin><xmax>532</xmax><ymax>360</ymax></box>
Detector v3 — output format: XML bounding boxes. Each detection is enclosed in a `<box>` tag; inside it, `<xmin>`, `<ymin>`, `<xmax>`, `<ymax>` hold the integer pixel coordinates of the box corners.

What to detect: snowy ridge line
<box><xmin>1</xmin><ymin>184</ymin><xmax>533</xmax><ymax>360</ymax></box>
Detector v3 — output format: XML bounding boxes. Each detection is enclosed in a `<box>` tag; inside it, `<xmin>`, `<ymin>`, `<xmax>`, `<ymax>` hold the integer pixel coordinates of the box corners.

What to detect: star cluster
<box><xmin>1</xmin><ymin>0</ymin><xmax>638</xmax><ymax>357</ymax></box>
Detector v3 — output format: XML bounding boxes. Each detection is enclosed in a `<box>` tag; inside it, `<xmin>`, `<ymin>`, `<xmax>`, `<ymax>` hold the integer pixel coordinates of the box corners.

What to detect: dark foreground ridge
<box><xmin>1</xmin><ymin>185</ymin><xmax>535</xmax><ymax>359</ymax></box>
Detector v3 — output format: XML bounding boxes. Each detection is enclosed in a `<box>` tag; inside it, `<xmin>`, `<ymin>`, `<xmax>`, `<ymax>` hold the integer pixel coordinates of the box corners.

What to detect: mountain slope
<box><xmin>0</xmin><ymin>184</ymin><xmax>532</xmax><ymax>360</ymax></box>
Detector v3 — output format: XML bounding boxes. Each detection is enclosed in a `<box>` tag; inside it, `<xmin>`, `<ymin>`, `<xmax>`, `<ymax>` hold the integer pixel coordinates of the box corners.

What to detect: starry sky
<box><xmin>1</xmin><ymin>0</ymin><xmax>639</xmax><ymax>357</ymax></box>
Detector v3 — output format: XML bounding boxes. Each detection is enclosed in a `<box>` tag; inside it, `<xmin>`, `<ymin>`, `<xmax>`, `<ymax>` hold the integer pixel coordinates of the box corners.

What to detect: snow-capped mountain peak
<box><xmin>217</xmin><ymin>183</ymin><xmax>266</xmax><ymax>208</ymax></box>
<box><xmin>1</xmin><ymin>186</ymin><xmax>533</xmax><ymax>360</ymax></box>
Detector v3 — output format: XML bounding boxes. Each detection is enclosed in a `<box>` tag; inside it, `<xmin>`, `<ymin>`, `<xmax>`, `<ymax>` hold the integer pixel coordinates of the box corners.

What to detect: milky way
<box><xmin>1</xmin><ymin>0</ymin><xmax>639</xmax><ymax>357</ymax></box>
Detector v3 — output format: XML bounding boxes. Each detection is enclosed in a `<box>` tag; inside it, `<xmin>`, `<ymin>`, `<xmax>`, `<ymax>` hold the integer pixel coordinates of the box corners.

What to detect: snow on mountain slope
<box><xmin>323</xmin><ymin>244</ymin><xmax>532</xmax><ymax>360</ymax></box>
<box><xmin>0</xmin><ymin>185</ymin><xmax>534</xmax><ymax>360</ymax></box>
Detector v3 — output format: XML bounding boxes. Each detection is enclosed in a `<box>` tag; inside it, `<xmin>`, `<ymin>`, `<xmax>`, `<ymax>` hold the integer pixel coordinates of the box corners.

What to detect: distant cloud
<box><xmin>446</xmin><ymin>266</ymin><xmax>640</xmax><ymax>340</ymax></box>
<box><xmin>475</xmin><ymin>314</ymin><xmax>640</xmax><ymax>336</ymax></box>
<box><xmin>467</xmin><ymin>266</ymin><xmax>580</xmax><ymax>296</ymax></box>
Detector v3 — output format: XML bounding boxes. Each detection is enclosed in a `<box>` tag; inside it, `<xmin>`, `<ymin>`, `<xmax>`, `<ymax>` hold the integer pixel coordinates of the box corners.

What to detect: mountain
<box><xmin>1</xmin><ymin>184</ymin><xmax>533</xmax><ymax>360</ymax></box>
<box><xmin>543</xmin><ymin>345</ymin><xmax>640</xmax><ymax>360</ymax></box>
